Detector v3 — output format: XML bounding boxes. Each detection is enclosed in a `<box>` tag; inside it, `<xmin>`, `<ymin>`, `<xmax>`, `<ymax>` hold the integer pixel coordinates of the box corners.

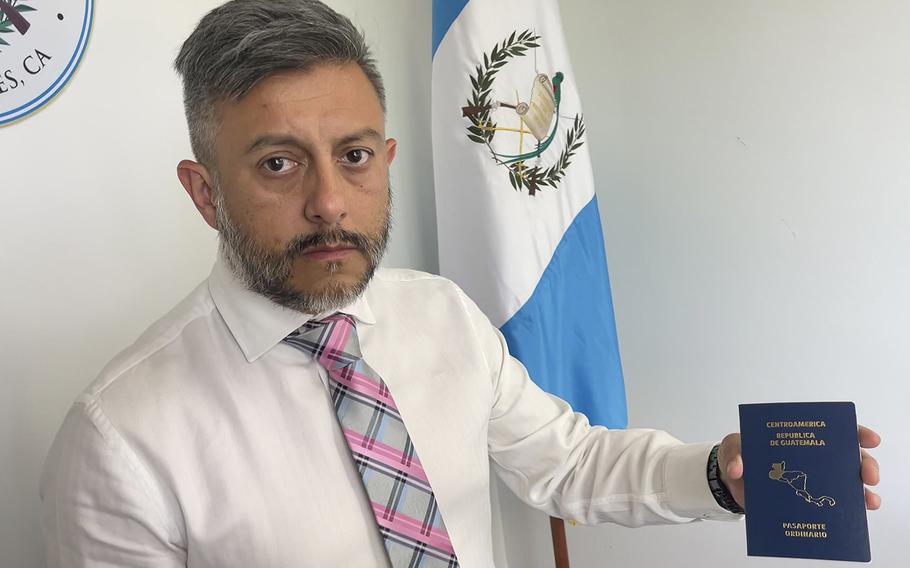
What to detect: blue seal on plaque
<box><xmin>0</xmin><ymin>0</ymin><xmax>94</xmax><ymax>126</ymax></box>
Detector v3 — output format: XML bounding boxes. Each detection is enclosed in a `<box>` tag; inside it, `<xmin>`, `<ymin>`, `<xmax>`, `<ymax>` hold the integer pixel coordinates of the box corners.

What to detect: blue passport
<box><xmin>739</xmin><ymin>402</ymin><xmax>870</xmax><ymax>562</ymax></box>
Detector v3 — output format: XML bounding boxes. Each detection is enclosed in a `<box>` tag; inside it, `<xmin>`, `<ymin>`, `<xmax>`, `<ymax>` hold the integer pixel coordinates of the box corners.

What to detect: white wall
<box><xmin>1</xmin><ymin>1</ymin><xmax>906</xmax><ymax>567</ymax></box>
<box><xmin>496</xmin><ymin>2</ymin><xmax>908</xmax><ymax>567</ymax></box>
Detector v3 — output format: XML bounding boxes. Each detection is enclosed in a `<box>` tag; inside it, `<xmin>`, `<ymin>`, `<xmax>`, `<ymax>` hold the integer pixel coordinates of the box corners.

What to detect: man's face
<box><xmin>206</xmin><ymin>63</ymin><xmax>396</xmax><ymax>313</ymax></box>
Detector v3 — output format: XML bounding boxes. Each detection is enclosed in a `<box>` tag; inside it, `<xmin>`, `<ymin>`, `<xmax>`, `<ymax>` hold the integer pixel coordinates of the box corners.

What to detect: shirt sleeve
<box><xmin>455</xmin><ymin>287</ymin><xmax>739</xmax><ymax>527</ymax></box>
<box><xmin>40</xmin><ymin>399</ymin><xmax>187</xmax><ymax>567</ymax></box>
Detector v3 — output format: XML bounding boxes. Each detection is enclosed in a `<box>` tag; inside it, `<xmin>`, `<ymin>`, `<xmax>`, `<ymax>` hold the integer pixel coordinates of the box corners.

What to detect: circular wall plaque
<box><xmin>0</xmin><ymin>0</ymin><xmax>93</xmax><ymax>126</ymax></box>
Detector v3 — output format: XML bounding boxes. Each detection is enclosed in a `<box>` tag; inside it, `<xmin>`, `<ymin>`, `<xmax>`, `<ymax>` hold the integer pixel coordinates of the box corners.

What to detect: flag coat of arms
<box><xmin>432</xmin><ymin>0</ymin><xmax>627</xmax><ymax>428</ymax></box>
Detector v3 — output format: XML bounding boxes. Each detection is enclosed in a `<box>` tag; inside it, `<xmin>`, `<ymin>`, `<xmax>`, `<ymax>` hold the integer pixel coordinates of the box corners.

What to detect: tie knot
<box><xmin>283</xmin><ymin>312</ymin><xmax>362</xmax><ymax>370</ymax></box>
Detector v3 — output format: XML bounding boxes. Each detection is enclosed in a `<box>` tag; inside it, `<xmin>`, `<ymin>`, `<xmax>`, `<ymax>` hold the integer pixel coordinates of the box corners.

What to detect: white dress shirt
<box><xmin>41</xmin><ymin>257</ymin><xmax>735</xmax><ymax>567</ymax></box>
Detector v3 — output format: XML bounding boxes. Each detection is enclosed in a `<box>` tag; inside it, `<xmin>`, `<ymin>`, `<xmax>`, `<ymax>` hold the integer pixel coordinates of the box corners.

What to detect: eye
<box><xmin>341</xmin><ymin>148</ymin><xmax>372</xmax><ymax>166</ymax></box>
<box><xmin>262</xmin><ymin>157</ymin><xmax>298</xmax><ymax>173</ymax></box>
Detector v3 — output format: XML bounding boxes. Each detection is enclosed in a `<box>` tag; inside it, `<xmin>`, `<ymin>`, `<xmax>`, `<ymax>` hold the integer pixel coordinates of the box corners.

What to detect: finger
<box><xmin>718</xmin><ymin>433</ymin><xmax>742</xmax><ymax>480</ymax></box>
<box><xmin>864</xmin><ymin>488</ymin><xmax>881</xmax><ymax>510</ymax></box>
<box><xmin>726</xmin><ymin>453</ymin><xmax>744</xmax><ymax>481</ymax></box>
<box><xmin>861</xmin><ymin>450</ymin><xmax>880</xmax><ymax>486</ymax></box>
<box><xmin>858</xmin><ymin>425</ymin><xmax>880</xmax><ymax>449</ymax></box>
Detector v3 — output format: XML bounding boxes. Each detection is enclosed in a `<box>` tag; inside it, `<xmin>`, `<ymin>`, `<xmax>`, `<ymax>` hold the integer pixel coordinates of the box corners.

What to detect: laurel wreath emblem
<box><xmin>0</xmin><ymin>0</ymin><xmax>37</xmax><ymax>48</ymax></box>
<box><xmin>464</xmin><ymin>29</ymin><xmax>586</xmax><ymax>196</ymax></box>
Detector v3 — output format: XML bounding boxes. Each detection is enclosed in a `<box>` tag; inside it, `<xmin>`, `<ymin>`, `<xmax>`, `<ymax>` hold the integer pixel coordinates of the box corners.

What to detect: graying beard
<box><xmin>213</xmin><ymin>189</ymin><xmax>388</xmax><ymax>314</ymax></box>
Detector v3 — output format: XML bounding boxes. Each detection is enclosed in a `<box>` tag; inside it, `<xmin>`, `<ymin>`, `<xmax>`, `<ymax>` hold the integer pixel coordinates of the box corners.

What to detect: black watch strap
<box><xmin>707</xmin><ymin>444</ymin><xmax>745</xmax><ymax>514</ymax></box>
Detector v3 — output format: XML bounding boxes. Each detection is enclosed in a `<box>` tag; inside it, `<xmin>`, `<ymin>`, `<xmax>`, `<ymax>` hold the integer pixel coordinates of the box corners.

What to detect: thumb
<box><xmin>725</xmin><ymin>453</ymin><xmax>744</xmax><ymax>481</ymax></box>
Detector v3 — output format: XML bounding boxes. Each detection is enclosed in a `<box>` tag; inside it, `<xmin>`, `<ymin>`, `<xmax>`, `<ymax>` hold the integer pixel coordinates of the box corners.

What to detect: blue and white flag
<box><xmin>431</xmin><ymin>0</ymin><xmax>627</xmax><ymax>428</ymax></box>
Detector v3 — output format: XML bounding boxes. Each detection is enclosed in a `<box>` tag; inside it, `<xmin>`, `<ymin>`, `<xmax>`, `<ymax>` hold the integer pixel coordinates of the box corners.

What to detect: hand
<box><xmin>858</xmin><ymin>425</ymin><xmax>882</xmax><ymax>509</ymax></box>
<box><xmin>717</xmin><ymin>425</ymin><xmax>881</xmax><ymax>512</ymax></box>
<box><xmin>717</xmin><ymin>433</ymin><xmax>745</xmax><ymax>510</ymax></box>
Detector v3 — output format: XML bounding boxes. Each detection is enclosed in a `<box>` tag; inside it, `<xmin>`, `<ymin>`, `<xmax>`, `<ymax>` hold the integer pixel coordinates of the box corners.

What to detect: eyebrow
<box><xmin>336</xmin><ymin>127</ymin><xmax>383</xmax><ymax>147</ymax></box>
<box><xmin>246</xmin><ymin>128</ymin><xmax>384</xmax><ymax>154</ymax></box>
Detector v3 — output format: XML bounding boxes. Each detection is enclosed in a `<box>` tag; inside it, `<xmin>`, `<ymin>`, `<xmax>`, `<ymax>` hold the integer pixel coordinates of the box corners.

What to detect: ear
<box><xmin>177</xmin><ymin>159</ymin><xmax>218</xmax><ymax>230</ymax></box>
<box><xmin>384</xmin><ymin>138</ymin><xmax>397</xmax><ymax>166</ymax></box>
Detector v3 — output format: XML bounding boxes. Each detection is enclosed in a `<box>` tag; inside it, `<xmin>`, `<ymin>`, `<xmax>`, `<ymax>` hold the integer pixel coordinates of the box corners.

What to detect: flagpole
<box><xmin>549</xmin><ymin>516</ymin><xmax>570</xmax><ymax>568</ymax></box>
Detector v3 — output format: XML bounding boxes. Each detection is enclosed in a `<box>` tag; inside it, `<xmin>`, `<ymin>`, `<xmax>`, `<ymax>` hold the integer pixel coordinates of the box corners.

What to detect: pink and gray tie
<box><xmin>284</xmin><ymin>313</ymin><xmax>459</xmax><ymax>567</ymax></box>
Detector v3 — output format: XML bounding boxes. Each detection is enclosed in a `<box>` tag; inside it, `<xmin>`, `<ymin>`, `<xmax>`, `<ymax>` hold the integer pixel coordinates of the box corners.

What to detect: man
<box><xmin>40</xmin><ymin>1</ymin><xmax>881</xmax><ymax>566</ymax></box>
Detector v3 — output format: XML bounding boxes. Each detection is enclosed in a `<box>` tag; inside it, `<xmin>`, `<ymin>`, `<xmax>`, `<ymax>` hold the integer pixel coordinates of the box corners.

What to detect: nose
<box><xmin>303</xmin><ymin>157</ymin><xmax>347</xmax><ymax>226</ymax></box>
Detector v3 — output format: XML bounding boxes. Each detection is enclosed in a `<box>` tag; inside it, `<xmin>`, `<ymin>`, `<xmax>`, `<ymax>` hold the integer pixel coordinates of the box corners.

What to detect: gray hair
<box><xmin>174</xmin><ymin>0</ymin><xmax>386</xmax><ymax>167</ymax></box>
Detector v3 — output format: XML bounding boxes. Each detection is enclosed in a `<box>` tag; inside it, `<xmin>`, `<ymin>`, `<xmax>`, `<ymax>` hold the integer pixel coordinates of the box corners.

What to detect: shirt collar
<box><xmin>208</xmin><ymin>253</ymin><xmax>377</xmax><ymax>363</ymax></box>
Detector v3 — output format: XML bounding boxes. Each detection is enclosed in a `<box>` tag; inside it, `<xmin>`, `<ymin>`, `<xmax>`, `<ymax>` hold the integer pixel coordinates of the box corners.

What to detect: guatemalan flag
<box><xmin>431</xmin><ymin>0</ymin><xmax>627</xmax><ymax>428</ymax></box>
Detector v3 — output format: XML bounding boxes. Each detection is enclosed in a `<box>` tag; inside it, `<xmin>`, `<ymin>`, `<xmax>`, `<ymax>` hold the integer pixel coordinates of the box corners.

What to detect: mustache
<box><xmin>284</xmin><ymin>228</ymin><xmax>372</xmax><ymax>257</ymax></box>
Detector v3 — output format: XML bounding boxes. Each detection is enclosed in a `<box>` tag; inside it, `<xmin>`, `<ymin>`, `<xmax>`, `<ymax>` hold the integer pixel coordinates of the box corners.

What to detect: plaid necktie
<box><xmin>284</xmin><ymin>313</ymin><xmax>459</xmax><ymax>568</ymax></box>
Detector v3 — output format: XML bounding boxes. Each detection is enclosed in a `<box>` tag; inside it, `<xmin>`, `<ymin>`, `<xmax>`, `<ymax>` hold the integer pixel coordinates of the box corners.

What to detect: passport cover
<box><xmin>739</xmin><ymin>402</ymin><xmax>870</xmax><ymax>562</ymax></box>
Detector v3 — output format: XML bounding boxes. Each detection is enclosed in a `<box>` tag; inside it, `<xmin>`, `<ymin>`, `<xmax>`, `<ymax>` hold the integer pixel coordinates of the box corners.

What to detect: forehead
<box><xmin>215</xmin><ymin>63</ymin><xmax>386</xmax><ymax>146</ymax></box>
